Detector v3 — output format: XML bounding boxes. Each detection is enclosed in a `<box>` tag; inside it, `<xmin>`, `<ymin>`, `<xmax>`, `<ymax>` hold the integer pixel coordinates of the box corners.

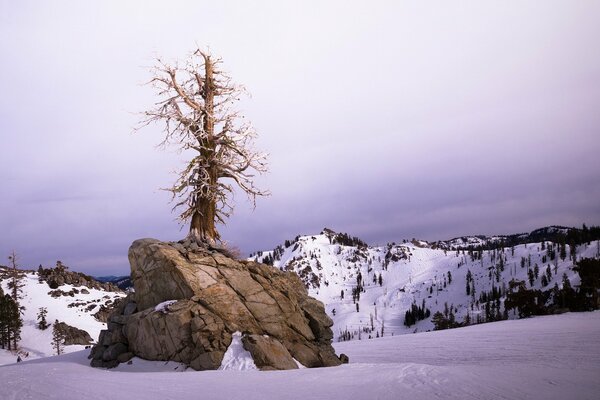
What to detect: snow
<box><xmin>253</xmin><ymin>232</ymin><xmax>599</xmax><ymax>341</ymax></box>
<box><xmin>218</xmin><ymin>332</ymin><xmax>258</xmax><ymax>371</ymax></box>
<box><xmin>154</xmin><ymin>300</ymin><xmax>178</xmax><ymax>313</ymax></box>
<box><xmin>0</xmin><ymin>272</ymin><xmax>125</xmax><ymax>364</ymax></box>
<box><xmin>0</xmin><ymin>312</ymin><xmax>598</xmax><ymax>400</ymax></box>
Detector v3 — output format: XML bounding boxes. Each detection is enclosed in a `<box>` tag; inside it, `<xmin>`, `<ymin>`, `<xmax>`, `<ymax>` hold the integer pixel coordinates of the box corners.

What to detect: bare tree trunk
<box><xmin>189</xmin><ymin>199</ymin><xmax>218</xmax><ymax>243</ymax></box>
<box><xmin>188</xmin><ymin>53</ymin><xmax>218</xmax><ymax>244</ymax></box>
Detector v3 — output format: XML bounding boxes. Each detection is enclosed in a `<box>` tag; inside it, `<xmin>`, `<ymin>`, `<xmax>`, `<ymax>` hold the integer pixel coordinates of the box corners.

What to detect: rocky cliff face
<box><xmin>90</xmin><ymin>238</ymin><xmax>342</xmax><ymax>370</ymax></box>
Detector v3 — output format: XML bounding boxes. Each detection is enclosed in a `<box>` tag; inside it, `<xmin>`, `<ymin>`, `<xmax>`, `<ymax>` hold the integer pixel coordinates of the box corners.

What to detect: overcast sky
<box><xmin>1</xmin><ymin>1</ymin><xmax>599</xmax><ymax>276</ymax></box>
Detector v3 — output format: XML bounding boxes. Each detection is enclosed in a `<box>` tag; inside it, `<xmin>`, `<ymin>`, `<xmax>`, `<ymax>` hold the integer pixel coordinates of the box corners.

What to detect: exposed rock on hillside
<box><xmin>54</xmin><ymin>321</ymin><xmax>94</xmax><ymax>345</ymax></box>
<box><xmin>38</xmin><ymin>261</ymin><xmax>120</xmax><ymax>292</ymax></box>
<box><xmin>90</xmin><ymin>239</ymin><xmax>342</xmax><ymax>370</ymax></box>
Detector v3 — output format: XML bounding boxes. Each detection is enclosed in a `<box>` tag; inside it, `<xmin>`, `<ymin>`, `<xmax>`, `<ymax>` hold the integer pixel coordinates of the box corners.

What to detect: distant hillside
<box><xmin>431</xmin><ymin>225</ymin><xmax>600</xmax><ymax>250</ymax></box>
<box><xmin>0</xmin><ymin>264</ymin><xmax>125</xmax><ymax>365</ymax></box>
<box><xmin>95</xmin><ymin>275</ymin><xmax>132</xmax><ymax>291</ymax></box>
<box><xmin>251</xmin><ymin>226</ymin><xmax>600</xmax><ymax>341</ymax></box>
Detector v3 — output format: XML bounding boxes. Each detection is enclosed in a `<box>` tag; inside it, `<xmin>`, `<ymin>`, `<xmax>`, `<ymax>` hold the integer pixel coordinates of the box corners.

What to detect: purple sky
<box><xmin>1</xmin><ymin>1</ymin><xmax>599</xmax><ymax>276</ymax></box>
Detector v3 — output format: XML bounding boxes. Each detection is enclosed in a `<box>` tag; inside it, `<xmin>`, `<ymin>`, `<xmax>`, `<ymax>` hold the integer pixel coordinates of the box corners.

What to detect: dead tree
<box><xmin>139</xmin><ymin>49</ymin><xmax>268</xmax><ymax>244</ymax></box>
<box><xmin>7</xmin><ymin>251</ymin><xmax>24</xmax><ymax>304</ymax></box>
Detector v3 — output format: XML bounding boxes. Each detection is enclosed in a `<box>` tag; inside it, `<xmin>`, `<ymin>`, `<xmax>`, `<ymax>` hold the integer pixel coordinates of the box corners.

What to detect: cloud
<box><xmin>1</xmin><ymin>1</ymin><xmax>599</xmax><ymax>275</ymax></box>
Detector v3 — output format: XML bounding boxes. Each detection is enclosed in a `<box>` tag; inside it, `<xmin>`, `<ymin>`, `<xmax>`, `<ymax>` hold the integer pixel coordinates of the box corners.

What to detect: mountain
<box><xmin>0</xmin><ymin>227</ymin><xmax>598</xmax><ymax>399</ymax></box>
<box><xmin>2</xmin><ymin>225</ymin><xmax>597</xmax><ymax>366</ymax></box>
<box><xmin>431</xmin><ymin>225</ymin><xmax>599</xmax><ymax>250</ymax></box>
<box><xmin>0</xmin><ymin>265</ymin><xmax>125</xmax><ymax>365</ymax></box>
<box><xmin>250</xmin><ymin>226</ymin><xmax>600</xmax><ymax>340</ymax></box>
<box><xmin>95</xmin><ymin>275</ymin><xmax>132</xmax><ymax>290</ymax></box>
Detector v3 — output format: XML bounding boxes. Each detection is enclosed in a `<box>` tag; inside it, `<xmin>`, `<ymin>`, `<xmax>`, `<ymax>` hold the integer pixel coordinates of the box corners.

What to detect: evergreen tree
<box><xmin>37</xmin><ymin>307</ymin><xmax>49</xmax><ymax>330</ymax></box>
<box><xmin>52</xmin><ymin>320</ymin><xmax>65</xmax><ymax>355</ymax></box>
<box><xmin>559</xmin><ymin>243</ymin><xmax>567</xmax><ymax>261</ymax></box>
<box><xmin>573</xmin><ymin>258</ymin><xmax>600</xmax><ymax>310</ymax></box>
<box><xmin>545</xmin><ymin>265</ymin><xmax>552</xmax><ymax>282</ymax></box>
<box><xmin>431</xmin><ymin>311</ymin><xmax>447</xmax><ymax>330</ymax></box>
<box><xmin>466</xmin><ymin>270</ymin><xmax>473</xmax><ymax>295</ymax></box>
<box><xmin>463</xmin><ymin>311</ymin><xmax>471</xmax><ymax>326</ymax></box>
<box><xmin>527</xmin><ymin>269</ymin><xmax>535</xmax><ymax>286</ymax></box>
<box><xmin>505</xmin><ymin>286</ymin><xmax>544</xmax><ymax>318</ymax></box>
<box><xmin>0</xmin><ymin>294</ymin><xmax>22</xmax><ymax>350</ymax></box>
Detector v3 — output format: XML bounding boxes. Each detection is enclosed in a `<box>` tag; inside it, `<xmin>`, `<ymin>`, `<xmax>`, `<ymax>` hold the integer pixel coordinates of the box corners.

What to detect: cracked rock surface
<box><xmin>89</xmin><ymin>238</ymin><xmax>342</xmax><ymax>370</ymax></box>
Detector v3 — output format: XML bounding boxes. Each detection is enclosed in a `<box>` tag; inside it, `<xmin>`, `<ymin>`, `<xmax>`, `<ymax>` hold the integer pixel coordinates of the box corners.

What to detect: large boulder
<box><xmin>54</xmin><ymin>321</ymin><xmax>93</xmax><ymax>346</ymax></box>
<box><xmin>242</xmin><ymin>334</ymin><xmax>298</xmax><ymax>370</ymax></box>
<box><xmin>90</xmin><ymin>239</ymin><xmax>341</xmax><ymax>371</ymax></box>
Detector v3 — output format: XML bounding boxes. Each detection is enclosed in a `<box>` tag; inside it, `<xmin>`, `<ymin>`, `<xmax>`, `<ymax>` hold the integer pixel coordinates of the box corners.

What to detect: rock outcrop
<box><xmin>90</xmin><ymin>238</ymin><xmax>342</xmax><ymax>370</ymax></box>
<box><xmin>38</xmin><ymin>262</ymin><xmax>120</xmax><ymax>292</ymax></box>
<box><xmin>54</xmin><ymin>321</ymin><xmax>94</xmax><ymax>346</ymax></box>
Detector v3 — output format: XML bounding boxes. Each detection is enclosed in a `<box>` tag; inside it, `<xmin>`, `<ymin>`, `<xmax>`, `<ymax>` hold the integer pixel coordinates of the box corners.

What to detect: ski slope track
<box><xmin>0</xmin><ymin>312</ymin><xmax>598</xmax><ymax>400</ymax></box>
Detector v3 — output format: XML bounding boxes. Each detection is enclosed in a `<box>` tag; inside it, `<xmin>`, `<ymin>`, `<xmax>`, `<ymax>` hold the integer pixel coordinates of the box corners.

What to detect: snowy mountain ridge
<box><xmin>2</xmin><ymin>225</ymin><xmax>597</xmax><ymax>366</ymax></box>
<box><xmin>251</xmin><ymin>226</ymin><xmax>600</xmax><ymax>341</ymax></box>
<box><xmin>431</xmin><ymin>225</ymin><xmax>574</xmax><ymax>250</ymax></box>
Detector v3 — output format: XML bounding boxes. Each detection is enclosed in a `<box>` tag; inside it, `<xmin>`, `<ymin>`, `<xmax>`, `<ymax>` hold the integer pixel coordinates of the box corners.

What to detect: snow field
<box><xmin>0</xmin><ymin>312</ymin><xmax>598</xmax><ymax>400</ymax></box>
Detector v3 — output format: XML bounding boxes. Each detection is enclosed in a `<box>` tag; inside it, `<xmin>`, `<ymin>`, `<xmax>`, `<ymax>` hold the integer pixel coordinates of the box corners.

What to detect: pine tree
<box><xmin>545</xmin><ymin>265</ymin><xmax>553</xmax><ymax>283</ymax></box>
<box><xmin>37</xmin><ymin>307</ymin><xmax>49</xmax><ymax>330</ymax></box>
<box><xmin>570</xmin><ymin>244</ymin><xmax>577</xmax><ymax>262</ymax></box>
<box><xmin>0</xmin><ymin>293</ymin><xmax>9</xmax><ymax>349</ymax></box>
<box><xmin>560</xmin><ymin>243</ymin><xmax>567</xmax><ymax>261</ymax></box>
<box><xmin>431</xmin><ymin>311</ymin><xmax>448</xmax><ymax>331</ymax></box>
<box><xmin>9</xmin><ymin>301</ymin><xmax>22</xmax><ymax>350</ymax></box>
<box><xmin>463</xmin><ymin>311</ymin><xmax>471</xmax><ymax>326</ymax></box>
<box><xmin>466</xmin><ymin>270</ymin><xmax>473</xmax><ymax>295</ymax></box>
<box><xmin>527</xmin><ymin>269</ymin><xmax>535</xmax><ymax>286</ymax></box>
<box><xmin>0</xmin><ymin>294</ymin><xmax>22</xmax><ymax>350</ymax></box>
<box><xmin>52</xmin><ymin>320</ymin><xmax>65</xmax><ymax>355</ymax></box>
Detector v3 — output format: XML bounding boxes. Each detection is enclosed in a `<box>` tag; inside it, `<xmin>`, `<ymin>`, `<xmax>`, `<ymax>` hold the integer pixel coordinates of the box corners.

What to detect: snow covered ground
<box><xmin>0</xmin><ymin>273</ymin><xmax>124</xmax><ymax>365</ymax></box>
<box><xmin>1</xmin><ymin>312</ymin><xmax>598</xmax><ymax>400</ymax></box>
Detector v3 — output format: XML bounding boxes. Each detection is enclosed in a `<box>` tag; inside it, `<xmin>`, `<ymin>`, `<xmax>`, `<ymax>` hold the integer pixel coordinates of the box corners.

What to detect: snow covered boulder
<box><xmin>89</xmin><ymin>238</ymin><xmax>341</xmax><ymax>371</ymax></box>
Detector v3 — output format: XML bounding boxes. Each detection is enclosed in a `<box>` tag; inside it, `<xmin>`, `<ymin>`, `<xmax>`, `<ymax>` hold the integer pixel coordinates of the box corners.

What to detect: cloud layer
<box><xmin>1</xmin><ymin>1</ymin><xmax>599</xmax><ymax>275</ymax></box>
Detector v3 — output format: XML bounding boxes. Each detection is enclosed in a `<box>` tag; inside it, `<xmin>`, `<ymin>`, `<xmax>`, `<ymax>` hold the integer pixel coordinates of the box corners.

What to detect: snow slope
<box><xmin>251</xmin><ymin>230</ymin><xmax>599</xmax><ymax>340</ymax></box>
<box><xmin>0</xmin><ymin>272</ymin><xmax>125</xmax><ymax>365</ymax></box>
<box><xmin>0</xmin><ymin>312</ymin><xmax>598</xmax><ymax>400</ymax></box>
